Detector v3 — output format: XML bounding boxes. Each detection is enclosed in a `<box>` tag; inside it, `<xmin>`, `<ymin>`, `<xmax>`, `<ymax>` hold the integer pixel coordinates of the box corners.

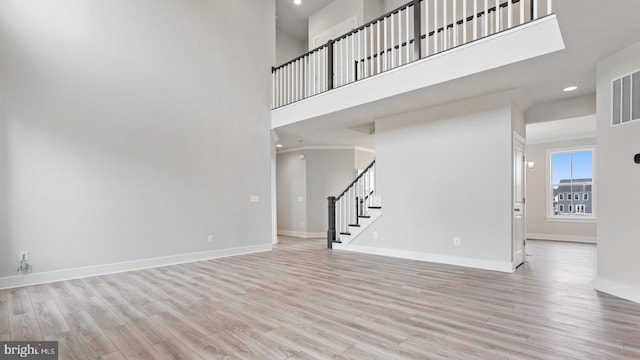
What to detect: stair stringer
<box><xmin>333</xmin><ymin>208</ymin><xmax>382</xmax><ymax>248</ymax></box>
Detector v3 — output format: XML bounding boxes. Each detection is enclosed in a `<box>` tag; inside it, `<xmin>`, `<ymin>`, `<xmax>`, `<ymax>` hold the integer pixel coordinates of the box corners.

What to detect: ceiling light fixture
<box><xmin>563</xmin><ymin>86</ymin><xmax>578</xmax><ymax>92</ymax></box>
<box><xmin>294</xmin><ymin>0</ymin><xmax>301</xmax><ymax>5</ymax></box>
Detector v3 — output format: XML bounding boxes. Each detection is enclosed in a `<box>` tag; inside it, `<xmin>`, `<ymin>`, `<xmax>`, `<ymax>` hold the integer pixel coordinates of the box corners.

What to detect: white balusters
<box><xmin>384</xmin><ymin>16</ymin><xmax>389</xmax><ymax>71</ymax></box>
<box><xmin>453</xmin><ymin>0</ymin><xmax>457</xmax><ymax>47</ymax></box>
<box><xmin>272</xmin><ymin>0</ymin><xmax>550</xmax><ymax>109</ymax></box>
<box><xmin>433</xmin><ymin>0</ymin><xmax>438</xmax><ymax>53</ymax></box>
<box><xmin>391</xmin><ymin>13</ymin><xmax>396</xmax><ymax>68</ymax></box>
<box><xmin>405</xmin><ymin>6</ymin><xmax>410</xmax><ymax>62</ymax></box>
<box><xmin>377</xmin><ymin>20</ymin><xmax>381</xmax><ymax>74</ymax></box>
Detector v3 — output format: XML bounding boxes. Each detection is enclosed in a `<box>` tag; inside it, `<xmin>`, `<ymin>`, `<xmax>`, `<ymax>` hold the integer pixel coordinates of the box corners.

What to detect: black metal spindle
<box><xmin>413</xmin><ymin>0</ymin><xmax>422</xmax><ymax>61</ymax></box>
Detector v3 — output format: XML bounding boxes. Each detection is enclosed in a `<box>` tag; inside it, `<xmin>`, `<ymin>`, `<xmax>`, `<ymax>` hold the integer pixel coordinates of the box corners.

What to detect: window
<box><xmin>612</xmin><ymin>70</ymin><xmax>640</xmax><ymax>126</ymax></box>
<box><xmin>550</xmin><ymin>148</ymin><xmax>595</xmax><ymax>219</ymax></box>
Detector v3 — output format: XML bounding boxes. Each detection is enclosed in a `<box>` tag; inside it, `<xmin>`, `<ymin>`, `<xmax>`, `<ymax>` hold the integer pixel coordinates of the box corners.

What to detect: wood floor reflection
<box><xmin>1</xmin><ymin>237</ymin><xmax>639</xmax><ymax>359</ymax></box>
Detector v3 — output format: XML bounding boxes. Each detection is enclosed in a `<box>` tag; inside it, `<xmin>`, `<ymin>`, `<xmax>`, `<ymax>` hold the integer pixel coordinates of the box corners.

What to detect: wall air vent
<box><xmin>612</xmin><ymin>70</ymin><xmax>640</xmax><ymax>127</ymax></box>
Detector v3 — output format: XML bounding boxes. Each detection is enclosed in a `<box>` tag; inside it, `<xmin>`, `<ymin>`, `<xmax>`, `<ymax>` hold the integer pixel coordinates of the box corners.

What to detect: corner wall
<box><xmin>595</xmin><ymin>41</ymin><xmax>640</xmax><ymax>303</ymax></box>
<box><xmin>0</xmin><ymin>0</ymin><xmax>275</xmax><ymax>287</ymax></box>
<box><xmin>349</xmin><ymin>94</ymin><xmax>516</xmax><ymax>272</ymax></box>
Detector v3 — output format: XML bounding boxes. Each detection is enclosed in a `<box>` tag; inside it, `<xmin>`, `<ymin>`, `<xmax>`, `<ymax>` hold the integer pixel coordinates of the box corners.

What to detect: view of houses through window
<box><xmin>550</xmin><ymin>149</ymin><xmax>594</xmax><ymax>217</ymax></box>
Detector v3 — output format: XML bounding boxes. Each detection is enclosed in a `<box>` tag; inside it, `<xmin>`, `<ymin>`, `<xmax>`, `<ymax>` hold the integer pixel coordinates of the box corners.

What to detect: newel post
<box><xmin>327</xmin><ymin>196</ymin><xmax>336</xmax><ymax>249</ymax></box>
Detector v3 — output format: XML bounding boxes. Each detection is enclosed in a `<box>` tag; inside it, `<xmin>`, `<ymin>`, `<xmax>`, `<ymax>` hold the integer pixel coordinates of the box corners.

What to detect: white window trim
<box><xmin>546</xmin><ymin>146</ymin><xmax>597</xmax><ymax>222</ymax></box>
<box><xmin>559</xmin><ymin>194</ymin><xmax>564</xmax><ymax>201</ymax></box>
<box><xmin>559</xmin><ymin>204</ymin><xmax>564</xmax><ymax>212</ymax></box>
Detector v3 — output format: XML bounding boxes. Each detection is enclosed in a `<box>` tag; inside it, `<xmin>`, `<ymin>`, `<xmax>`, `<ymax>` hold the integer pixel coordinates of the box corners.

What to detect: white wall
<box><xmin>308</xmin><ymin>0</ymin><xmax>363</xmax><ymax>49</ymax></box>
<box><xmin>355</xmin><ymin>149</ymin><xmax>375</xmax><ymax>170</ymax></box>
<box><xmin>353</xmin><ymin>94</ymin><xmax>515</xmax><ymax>272</ymax></box>
<box><xmin>525</xmin><ymin>138</ymin><xmax>597</xmax><ymax>243</ymax></box>
<box><xmin>276</xmin><ymin>27</ymin><xmax>307</xmax><ymax>65</ymax></box>
<box><xmin>277</xmin><ymin>148</ymin><xmax>362</xmax><ymax>237</ymax></box>
<box><xmin>595</xmin><ymin>41</ymin><xmax>640</xmax><ymax>303</ymax></box>
<box><xmin>0</xmin><ymin>0</ymin><xmax>275</xmax><ymax>282</ymax></box>
<box><xmin>306</xmin><ymin>150</ymin><xmax>356</xmax><ymax>233</ymax></box>
<box><xmin>364</xmin><ymin>0</ymin><xmax>384</xmax><ymax>23</ymax></box>
<box><xmin>0</xmin><ymin>96</ymin><xmax>8</xmax><ymax>274</ymax></box>
<box><xmin>382</xmin><ymin>0</ymin><xmax>409</xmax><ymax>13</ymax></box>
<box><xmin>276</xmin><ymin>151</ymin><xmax>308</xmax><ymax>234</ymax></box>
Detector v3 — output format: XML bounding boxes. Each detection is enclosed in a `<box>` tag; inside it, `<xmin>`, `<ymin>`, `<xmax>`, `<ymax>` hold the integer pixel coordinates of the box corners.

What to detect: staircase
<box><xmin>327</xmin><ymin>160</ymin><xmax>381</xmax><ymax>248</ymax></box>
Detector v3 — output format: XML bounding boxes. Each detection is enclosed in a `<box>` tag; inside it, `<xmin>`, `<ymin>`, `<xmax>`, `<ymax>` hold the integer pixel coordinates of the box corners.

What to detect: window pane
<box><xmin>551</xmin><ymin>152</ymin><xmax>571</xmax><ymax>184</ymax></box>
<box><xmin>550</xmin><ymin>149</ymin><xmax>594</xmax><ymax>217</ymax></box>
<box><xmin>571</xmin><ymin>150</ymin><xmax>593</xmax><ymax>180</ymax></box>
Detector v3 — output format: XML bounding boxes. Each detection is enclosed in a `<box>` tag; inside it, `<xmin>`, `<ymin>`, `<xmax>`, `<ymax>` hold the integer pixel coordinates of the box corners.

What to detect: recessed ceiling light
<box><xmin>294</xmin><ymin>0</ymin><xmax>301</xmax><ymax>4</ymax></box>
<box><xmin>276</xmin><ymin>144</ymin><xmax>283</xmax><ymax>148</ymax></box>
<box><xmin>563</xmin><ymin>86</ymin><xmax>578</xmax><ymax>92</ymax></box>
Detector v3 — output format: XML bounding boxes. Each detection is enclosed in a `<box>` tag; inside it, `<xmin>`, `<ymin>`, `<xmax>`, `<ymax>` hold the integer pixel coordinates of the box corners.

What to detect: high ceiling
<box><xmin>274</xmin><ymin>0</ymin><xmax>640</xmax><ymax>150</ymax></box>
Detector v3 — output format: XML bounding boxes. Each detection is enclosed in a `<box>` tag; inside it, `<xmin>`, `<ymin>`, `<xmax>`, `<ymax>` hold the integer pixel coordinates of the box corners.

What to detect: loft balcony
<box><xmin>271</xmin><ymin>0</ymin><xmax>563</xmax><ymax>129</ymax></box>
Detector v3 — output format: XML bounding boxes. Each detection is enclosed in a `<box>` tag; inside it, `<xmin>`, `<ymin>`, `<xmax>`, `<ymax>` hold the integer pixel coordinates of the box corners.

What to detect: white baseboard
<box><xmin>277</xmin><ymin>230</ymin><xmax>325</xmax><ymax>239</ymax></box>
<box><xmin>526</xmin><ymin>233</ymin><xmax>597</xmax><ymax>244</ymax></box>
<box><xmin>595</xmin><ymin>277</ymin><xmax>640</xmax><ymax>304</ymax></box>
<box><xmin>332</xmin><ymin>244</ymin><xmax>514</xmax><ymax>273</ymax></box>
<box><xmin>0</xmin><ymin>244</ymin><xmax>273</xmax><ymax>290</ymax></box>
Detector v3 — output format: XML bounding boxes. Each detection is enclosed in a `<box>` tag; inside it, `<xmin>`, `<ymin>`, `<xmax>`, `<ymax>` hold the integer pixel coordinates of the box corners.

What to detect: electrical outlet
<box><xmin>19</xmin><ymin>251</ymin><xmax>28</xmax><ymax>261</ymax></box>
<box><xmin>453</xmin><ymin>237</ymin><xmax>461</xmax><ymax>246</ymax></box>
<box><xmin>208</xmin><ymin>235</ymin><xmax>214</xmax><ymax>243</ymax></box>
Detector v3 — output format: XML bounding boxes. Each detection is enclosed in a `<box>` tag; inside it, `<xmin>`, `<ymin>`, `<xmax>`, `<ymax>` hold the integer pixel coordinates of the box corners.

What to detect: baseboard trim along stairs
<box><xmin>334</xmin><ymin>207</ymin><xmax>382</xmax><ymax>246</ymax></box>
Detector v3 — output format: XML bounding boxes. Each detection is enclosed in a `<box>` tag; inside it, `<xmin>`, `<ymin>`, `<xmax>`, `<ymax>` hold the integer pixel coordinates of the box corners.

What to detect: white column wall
<box><xmin>0</xmin><ymin>0</ymin><xmax>275</xmax><ymax>282</ymax></box>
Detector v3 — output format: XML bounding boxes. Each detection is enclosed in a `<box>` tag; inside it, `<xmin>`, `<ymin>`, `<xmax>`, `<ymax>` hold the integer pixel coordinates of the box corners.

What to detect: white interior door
<box><xmin>513</xmin><ymin>136</ymin><xmax>526</xmax><ymax>268</ymax></box>
<box><xmin>312</xmin><ymin>16</ymin><xmax>357</xmax><ymax>86</ymax></box>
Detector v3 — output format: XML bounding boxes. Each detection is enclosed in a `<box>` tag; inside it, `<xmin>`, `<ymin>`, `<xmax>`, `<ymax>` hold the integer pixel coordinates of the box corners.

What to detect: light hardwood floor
<box><xmin>1</xmin><ymin>237</ymin><xmax>639</xmax><ymax>359</ymax></box>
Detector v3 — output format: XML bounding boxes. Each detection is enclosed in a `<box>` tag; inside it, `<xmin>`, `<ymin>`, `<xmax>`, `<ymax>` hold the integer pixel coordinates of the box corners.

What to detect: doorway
<box><xmin>513</xmin><ymin>134</ymin><xmax>526</xmax><ymax>268</ymax></box>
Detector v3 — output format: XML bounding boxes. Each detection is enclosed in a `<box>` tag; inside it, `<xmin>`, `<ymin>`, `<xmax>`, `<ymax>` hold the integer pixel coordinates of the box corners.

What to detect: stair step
<box><xmin>368</xmin><ymin>206</ymin><xmax>382</xmax><ymax>209</ymax></box>
<box><xmin>339</xmin><ymin>232</ymin><xmax>351</xmax><ymax>236</ymax></box>
<box><xmin>348</xmin><ymin>224</ymin><xmax>360</xmax><ymax>227</ymax></box>
<box><xmin>358</xmin><ymin>215</ymin><xmax>371</xmax><ymax>219</ymax></box>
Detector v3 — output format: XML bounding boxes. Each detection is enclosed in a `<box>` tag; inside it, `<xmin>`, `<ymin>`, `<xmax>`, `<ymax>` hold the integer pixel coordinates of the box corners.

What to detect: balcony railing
<box><xmin>272</xmin><ymin>0</ymin><xmax>553</xmax><ymax>109</ymax></box>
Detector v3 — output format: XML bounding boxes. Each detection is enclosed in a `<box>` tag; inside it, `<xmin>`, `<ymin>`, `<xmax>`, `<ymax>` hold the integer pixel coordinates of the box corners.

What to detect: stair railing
<box><xmin>327</xmin><ymin>160</ymin><xmax>376</xmax><ymax>248</ymax></box>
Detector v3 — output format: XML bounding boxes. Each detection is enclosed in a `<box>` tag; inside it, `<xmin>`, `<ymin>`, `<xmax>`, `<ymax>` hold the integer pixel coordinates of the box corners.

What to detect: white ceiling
<box><xmin>526</xmin><ymin>115</ymin><xmax>596</xmax><ymax>145</ymax></box>
<box><xmin>274</xmin><ymin>0</ymin><xmax>640</xmax><ymax>149</ymax></box>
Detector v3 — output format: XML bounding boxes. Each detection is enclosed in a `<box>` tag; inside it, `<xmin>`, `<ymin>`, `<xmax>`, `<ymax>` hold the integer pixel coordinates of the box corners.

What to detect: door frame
<box><xmin>513</xmin><ymin>133</ymin><xmax>526</xmax><ymax>269</ymax></box>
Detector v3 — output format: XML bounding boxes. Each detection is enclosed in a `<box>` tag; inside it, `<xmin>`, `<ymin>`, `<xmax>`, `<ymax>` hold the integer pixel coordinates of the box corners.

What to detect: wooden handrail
<box><xmin>336</xmin><ymin>160</ymin><xmax>375</xmax><ymax>201</ymax></box>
